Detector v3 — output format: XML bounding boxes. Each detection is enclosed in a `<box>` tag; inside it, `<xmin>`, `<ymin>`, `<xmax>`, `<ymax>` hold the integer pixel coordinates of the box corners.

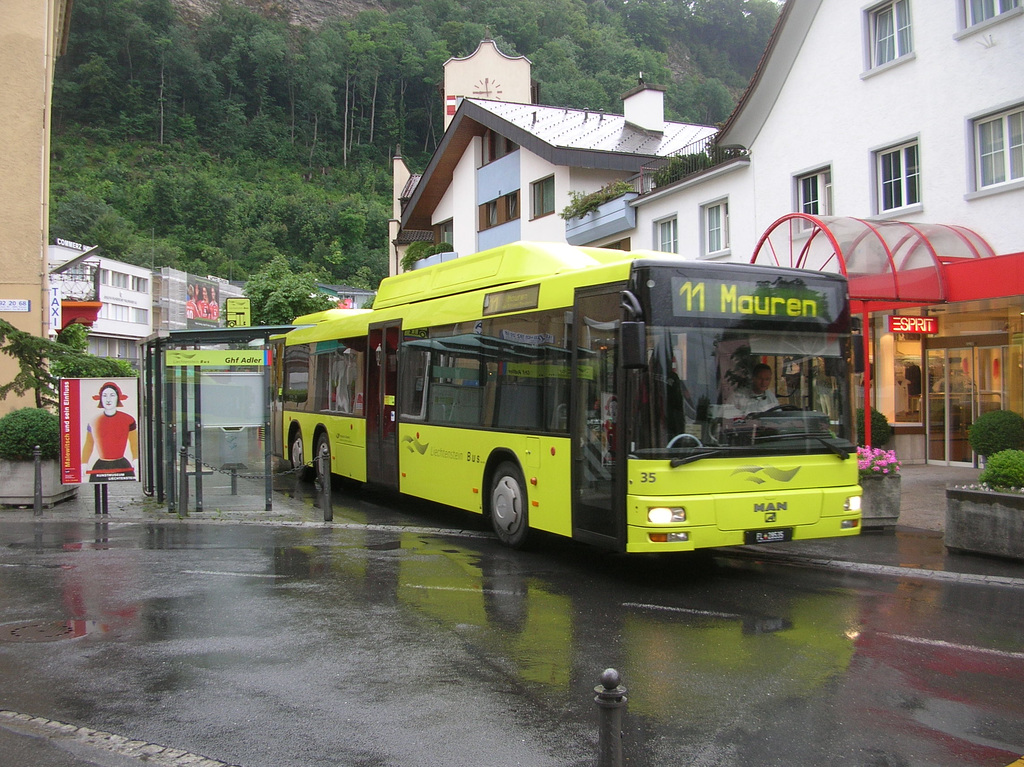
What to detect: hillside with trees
<box><xmin>49</xmin><ymin>0</ymin><xmax>779</xmax><ymax>290</ymax></box>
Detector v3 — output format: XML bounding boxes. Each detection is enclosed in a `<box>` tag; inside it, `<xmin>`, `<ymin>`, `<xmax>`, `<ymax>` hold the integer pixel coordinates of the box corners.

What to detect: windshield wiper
<box><xmin>670</xmin><ymin>449</ymin><xmax>728</xmax><ymax>467</ymax></box>
<box><xmin>753</xmin><ymin>432</ymin><xmax>852</xmax><ymax>459</ymax></box>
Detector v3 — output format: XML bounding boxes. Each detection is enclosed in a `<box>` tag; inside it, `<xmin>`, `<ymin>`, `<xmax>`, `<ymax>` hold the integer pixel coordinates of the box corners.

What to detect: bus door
<box><xmin>366</xmin><ymin>321</ymin><xmax>401</xmax><ymax>488</ymax></box>
<box><xmin>571</xmin><ymin>289</ymin><xmax>627</xmax><ymax>549</ymax></box>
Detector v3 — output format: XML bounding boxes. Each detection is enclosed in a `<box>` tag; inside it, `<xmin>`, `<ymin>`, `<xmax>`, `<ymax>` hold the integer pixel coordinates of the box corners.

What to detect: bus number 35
<box><xmin>639</xmin><ymin>472</ymin><xmax>657</xmax><ymax>483</ymax></box>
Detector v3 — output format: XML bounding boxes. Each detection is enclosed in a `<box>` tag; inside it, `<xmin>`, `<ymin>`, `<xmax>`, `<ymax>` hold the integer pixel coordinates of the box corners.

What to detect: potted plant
<box><xmin>857</xmin><ymin>445</ymin><xmax>902</xmax><ymax>529</ymax></box>
<box><xmin>0</xmin><ymin>407</ymin><xmax>77</xmax><ymax>507</ymax></box>
<box><xmin>946</xmin><ymin>408</ymin><xmax>1024</xmax><ymax>560</ymax></box>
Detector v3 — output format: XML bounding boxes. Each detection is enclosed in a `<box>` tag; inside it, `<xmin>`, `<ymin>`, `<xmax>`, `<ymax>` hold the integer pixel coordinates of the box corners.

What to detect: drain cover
<box><xmin>0</xmin><ymin>621</ymin><xmax>78</xmax><ymax>643</ymax></box>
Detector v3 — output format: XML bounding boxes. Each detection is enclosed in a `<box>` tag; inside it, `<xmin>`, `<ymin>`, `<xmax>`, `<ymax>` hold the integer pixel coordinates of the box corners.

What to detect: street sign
<box><xmin>225</xmin><ymin>297</ymin><xmax>251</xmax><ymax>328</ymax></box>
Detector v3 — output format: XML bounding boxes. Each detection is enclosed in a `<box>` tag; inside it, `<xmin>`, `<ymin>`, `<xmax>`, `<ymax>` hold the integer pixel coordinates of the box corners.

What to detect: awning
<box><xmin>748</xmin><ymin>214</ymin><xmax>1020</xmax><ymax>447</ymax></box>
<box><xmin>749</xmin><ymin>214</ymin><xmax>999</xmax><ymax>312</ymax></box>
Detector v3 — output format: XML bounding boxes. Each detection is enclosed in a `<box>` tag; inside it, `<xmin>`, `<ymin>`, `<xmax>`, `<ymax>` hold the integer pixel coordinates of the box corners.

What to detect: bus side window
<box><xmin>399</xmin><ymin>348</ymin><xmax>430</xmax><ymax>420</ymax></box>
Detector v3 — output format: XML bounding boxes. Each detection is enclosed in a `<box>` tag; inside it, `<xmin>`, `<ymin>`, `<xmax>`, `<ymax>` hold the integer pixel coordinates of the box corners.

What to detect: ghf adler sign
<box><xmin>60</xmin><ymin>378</ymin><xmax>141</xmax><ymax>484</ymax></box>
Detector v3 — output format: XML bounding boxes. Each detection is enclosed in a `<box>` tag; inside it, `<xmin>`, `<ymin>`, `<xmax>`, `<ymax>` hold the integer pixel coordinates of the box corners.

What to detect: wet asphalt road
<box><xmin>1</xmin><ymin>485</ymin><xmax>1023</xmax><ymax>767</ymax></box>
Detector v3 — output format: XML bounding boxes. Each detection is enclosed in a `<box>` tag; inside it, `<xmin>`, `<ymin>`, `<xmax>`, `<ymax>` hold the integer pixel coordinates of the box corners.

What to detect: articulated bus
<box><xmin>274</xmin><ymin>241</ymin><xmax>862</xmax><ymax>553</ymax></box>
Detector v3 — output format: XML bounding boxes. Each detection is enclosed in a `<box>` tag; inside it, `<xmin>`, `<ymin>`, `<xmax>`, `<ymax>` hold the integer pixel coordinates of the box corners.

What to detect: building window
<box><xmin>703</xmin><ymin>200</ymin><xmax>729</xmax><ymax>256</ymax></box>
<box><xmin>965</xmin><ymin>0</ymin><xmax>1020</xmax><ymax>26</ymax></box>
<box><xmin>479</xmin><ymin>191</ymin><xmax>520</xmax><ymax>231</ymax></box>
<box><xmin>131</xmin><ymin>275</ymin><xmax>149</xmax><ymax>293</ymax></box>
<box><xmin>131</xmin><ymin>307</ymin><xmax>149</xmax><ymax>324</ymax></box>
<box><xmin>975</xmin><ymin>106</ymin><xmax>1024</xmax><ymax>189</ymax></box>
<box><xmin>657</xmin><ymin>218</ymin><xmax>678</xmax><ymax>253</ymax></box>
<box><xmin>435</xmin><ymin>219</ymin><xmax>453</xmax><ymax>247</ymax></box>
<box><xmin>877</xmin><ymin>141</ymin><xmax>920</xmax><ymax>211</ymax></box>
<box><xmin>483</xmin><ymin>130</ymin><xmax>517</xmax><ymax>165</ymax></box>
<box><xmin>797</xmin><ymin>168</ymin><xmax>833</xmax><ymax>218</ymax></box>
<box><xmin>869</xmin><ymin>1</ymin><xmax>912</xmax><ymax>68</ymax></box>
<box><xmin>531</xmin><ymin>176</ymin><xmax>555</xmax><ymax>219</ymax></box>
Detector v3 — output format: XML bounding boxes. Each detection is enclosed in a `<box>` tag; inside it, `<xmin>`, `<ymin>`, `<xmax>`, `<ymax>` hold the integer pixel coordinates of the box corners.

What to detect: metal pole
<box><xmin>33</xmin><ymin>445</ymin><xmax>42</xmax><ymax>517</ymax></box>
<box><xmin>319</xmin><ymin>446</ymin><xmax>332</xmax><ymax>522</ymax></box>
<box><xmin>178</xmin><ymin>445</ymin><xmax>189</xmax><ymax>518</ymax></box>
<box><xmin>193</xmin><ymin>365</ymin><xmax>203</xmax><ymax>512</ymax></box>
<box><xmin>264</xmin><ymin>346</ymin><xmax>273</xmax><ymax>511</ymax></box>
<box><xmin>594</xmin><ymin>668</ymin><xmax>627</xmax><ymax>767</ymax></box>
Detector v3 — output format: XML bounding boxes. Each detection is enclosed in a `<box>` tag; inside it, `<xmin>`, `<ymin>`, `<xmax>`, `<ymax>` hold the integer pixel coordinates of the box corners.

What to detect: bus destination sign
<box><xmin>670</xmin><ymin>276</ymin><xmax>835</xmax><ymax>323</ymax></box>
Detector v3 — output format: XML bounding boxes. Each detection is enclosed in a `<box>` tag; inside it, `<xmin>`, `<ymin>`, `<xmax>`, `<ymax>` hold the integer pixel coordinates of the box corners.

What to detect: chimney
<box><xmin>621</xmin><ymin>81</ymin><xmax>666</xmax><ymax>133</ymax></box>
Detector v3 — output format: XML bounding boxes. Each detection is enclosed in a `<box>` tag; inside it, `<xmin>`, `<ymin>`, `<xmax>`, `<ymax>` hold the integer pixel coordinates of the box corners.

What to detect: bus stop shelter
<box><xmin>139</xmin><ymin>326</ymin><xmax>292</xmax><ymax>513</ymax></box>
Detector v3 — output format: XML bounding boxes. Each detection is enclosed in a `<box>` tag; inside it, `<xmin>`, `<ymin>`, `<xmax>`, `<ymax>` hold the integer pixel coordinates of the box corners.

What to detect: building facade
<box><xmin>0</xmin><ymin>0</ymin><xmax>73</xmax><ymax>415</ymax></box>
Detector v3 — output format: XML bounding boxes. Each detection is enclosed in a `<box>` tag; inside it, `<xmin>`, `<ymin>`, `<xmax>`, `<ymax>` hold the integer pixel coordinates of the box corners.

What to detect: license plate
<box><xmin>745</xmin><ymin>528</ymin><xmax>793</xmax><ymax>544</ymax></box>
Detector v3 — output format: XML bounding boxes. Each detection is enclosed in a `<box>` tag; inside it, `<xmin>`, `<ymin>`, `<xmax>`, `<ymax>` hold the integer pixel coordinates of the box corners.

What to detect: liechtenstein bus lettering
<box><xmin>274</xmin><ymin>242</ymin><xmax>861</xmax><ymax>553</ymax></box>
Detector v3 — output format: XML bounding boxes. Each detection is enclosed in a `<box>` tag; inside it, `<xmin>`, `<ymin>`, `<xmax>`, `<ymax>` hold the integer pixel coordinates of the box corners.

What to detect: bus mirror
<box><xmin>620</xmin><ymin>322</ymin><xmax>647</xmax><ymax>369</ymax></box>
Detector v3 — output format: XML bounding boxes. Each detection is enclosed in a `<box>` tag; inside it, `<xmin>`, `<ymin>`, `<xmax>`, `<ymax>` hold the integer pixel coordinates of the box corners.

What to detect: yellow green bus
<box><xmin>274</xmin><ymin>241</ymin><xmax>862</xmax><ymax>553</ymax></box>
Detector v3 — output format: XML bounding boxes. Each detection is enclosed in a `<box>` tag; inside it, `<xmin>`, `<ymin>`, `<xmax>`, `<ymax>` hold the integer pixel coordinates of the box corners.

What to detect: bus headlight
<box><xmin>844</xmin><ymin>495</ymin><xmax>862</xmax><ymax>512</ymax></box>
<box><xmin>647</xmin><ymin>507</ymin><xmax>686</xmax><ymax>524</ymax></box>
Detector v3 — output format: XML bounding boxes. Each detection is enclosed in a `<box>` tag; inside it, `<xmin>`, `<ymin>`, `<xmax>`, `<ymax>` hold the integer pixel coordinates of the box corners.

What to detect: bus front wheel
<box><xmin>313</xmin><ymin>432</ymin><xmax>331</xmax><ymax>488</ymax></box>
<box><xmin>490</xmin><ymin>462</ymin><xmax>530</xmax><ymax>549</ymax></box>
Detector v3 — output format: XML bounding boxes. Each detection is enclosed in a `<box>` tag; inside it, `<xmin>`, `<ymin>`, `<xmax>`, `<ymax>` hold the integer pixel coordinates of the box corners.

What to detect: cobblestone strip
<box><xmin>0</xmin><ymin>709</ymin><xmax>242</xmax><ymax>766</ymax></box>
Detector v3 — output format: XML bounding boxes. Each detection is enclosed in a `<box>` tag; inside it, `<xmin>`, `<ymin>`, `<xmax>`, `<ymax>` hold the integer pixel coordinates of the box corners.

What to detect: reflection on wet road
<box><xmin>1</xmin><ymin>493</ymin><xmax>1022</xmax><ymax>767</ymax></box>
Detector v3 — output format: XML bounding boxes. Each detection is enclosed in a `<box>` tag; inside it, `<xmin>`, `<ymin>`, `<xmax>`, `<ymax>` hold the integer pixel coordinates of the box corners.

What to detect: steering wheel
<box><xmin>667</xmin><ymin>433</ymin><xmax>703</xmax><ymax>449</ymax></box>
<box><xmin>757</xmin><ymin>405</ymin><xmax>801</xmax><ymax>415</ymax></box>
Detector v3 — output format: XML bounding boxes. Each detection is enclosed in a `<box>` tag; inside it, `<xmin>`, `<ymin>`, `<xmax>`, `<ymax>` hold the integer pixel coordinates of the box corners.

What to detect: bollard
<box><xmin>318</xmin><ymin>447</ymin><xmax>333</xmax><ymax>522</ymax></box>
<box><xmin>594</xmin><ymin>668</ymin><xmax>627</xmax><ymax>767</ymax></box>
<box><xmin>33</xmin><ymin>445</ymin><xmax>43</xmax><ymax>517</ymax></box>
<box><xmin>178</xmin><ymin>446</ymin><xmax>189</xmax><ymax>517</ymax></box>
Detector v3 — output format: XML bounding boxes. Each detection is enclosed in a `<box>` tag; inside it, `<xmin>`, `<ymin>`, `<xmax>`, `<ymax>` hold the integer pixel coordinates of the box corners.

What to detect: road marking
<box><xmin>402</xmin><ymin>584</ymin><xmax>522</xmax><ymax>596</ymax></box>
<box><xmin>180</xmin><ymin>569</ymin><xmax>287</xmax><ymax>579</ymax></box>
<box><xmin>878</xmin><ymin>632</ymin><xmax>1024</xmax><ymax>660</ymax></box>
<box><xmin>622</xmin><ymin>601</ymin><xmax>741</xmax><ymax>619</ymax></box>
<box><xmin>1004</xmin><ymin>758</ymin><xmax>1024</xmax><ymax>767</ymax></box>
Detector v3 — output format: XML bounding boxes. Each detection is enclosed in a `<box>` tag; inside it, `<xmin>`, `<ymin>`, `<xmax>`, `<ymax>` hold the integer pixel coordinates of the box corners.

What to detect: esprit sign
<box><xmin>888</xmin><ymin>315</ymin><xmax>938</xmax><ymax>334</ymax></box>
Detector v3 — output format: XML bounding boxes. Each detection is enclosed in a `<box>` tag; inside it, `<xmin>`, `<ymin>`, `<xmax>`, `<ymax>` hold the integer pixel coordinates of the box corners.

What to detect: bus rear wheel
<box><xmin>289</xmin><ymin>432</ymin><xmax>312</xmax><ymax>482</ymax></box>
<box><xmin>490</xmin><ymin>461</ymin><xmax>530</xmax><ymax>548</ymax></box>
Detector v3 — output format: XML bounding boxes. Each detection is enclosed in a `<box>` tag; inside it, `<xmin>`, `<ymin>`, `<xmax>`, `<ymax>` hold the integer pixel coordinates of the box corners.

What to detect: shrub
<box><xmin>855</xmin><ymin>407</ymin><xmax>892</xmax><ymax>447</ymax></box>
<box><xmin>559</xmin><ymin>180</ymin><xmax>634</xmax><ymax>221</ymax></box>
<box><xmin>400</xmin><ymin>241</ymin><xmax>454</xmax><ymax>272</ymax></box>
<box><xmin>968</xmin><ymin>410</ymin><xmax>1024</xmax><ymax>458</ymax></box>
<box><xmin>978</xmin><ymin>449</ymin><xmax>1024</xmax><ymax>490</ymax></box>
<box><xmin>0</xmin><ymin>408</ymin><xmax>60</xmax><ymax>461</ymax></box>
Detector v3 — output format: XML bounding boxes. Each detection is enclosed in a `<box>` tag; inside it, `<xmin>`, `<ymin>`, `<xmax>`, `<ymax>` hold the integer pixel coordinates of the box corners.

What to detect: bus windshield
<box><xmin>627</xmin><ymin>324</ymin><xmax>855</xmax><ymax>462</ymax></box>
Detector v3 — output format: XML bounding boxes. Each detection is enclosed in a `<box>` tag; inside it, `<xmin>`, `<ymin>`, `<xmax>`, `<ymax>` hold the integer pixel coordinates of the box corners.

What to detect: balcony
<box><xmin>564</xmin><ymin>192</ymin><xmax>638</xmax><ymax>246</ymax></box>
<box><xmin>638</xmin><ymin>134</ymin><xmax>749</xmax><ymax>194</ymax></box>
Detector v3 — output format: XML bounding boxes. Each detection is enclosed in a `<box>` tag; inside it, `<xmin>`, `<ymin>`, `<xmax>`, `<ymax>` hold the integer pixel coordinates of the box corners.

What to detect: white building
<box><xmin>49</xmin><ymin>240</ymin><xmax>154</xmax><ymax>369</ymax></box>
<box><xmin>392</xmin><ymin>4</ymin><xmax>1024</xmax><ymax>466</ymax></box>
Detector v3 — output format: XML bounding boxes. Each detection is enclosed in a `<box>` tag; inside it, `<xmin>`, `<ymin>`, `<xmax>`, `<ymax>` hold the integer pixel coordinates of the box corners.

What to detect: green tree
<box><xmin>0</xmin><ymin>320</ymin><xmax>135</xmax><ymax>409</ymax></box>
<box><xmin>244</xmin><ymin>256</ymin><xmax>336</xmax><ymax>326</ymax></box>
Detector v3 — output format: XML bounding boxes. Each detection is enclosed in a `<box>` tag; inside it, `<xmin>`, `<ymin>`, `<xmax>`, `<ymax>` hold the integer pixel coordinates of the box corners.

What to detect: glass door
<box><xmin>926</xmin><ymin>346</ymin><xmax>1004</xmax><ymax>465</ymax></box>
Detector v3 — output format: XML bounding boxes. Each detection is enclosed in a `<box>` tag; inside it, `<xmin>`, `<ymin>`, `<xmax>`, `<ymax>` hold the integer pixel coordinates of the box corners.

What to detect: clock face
<box><xmin>472</xmin><ymin>78</ymin><xmax>502</xmax><ymax>99</ymax></box>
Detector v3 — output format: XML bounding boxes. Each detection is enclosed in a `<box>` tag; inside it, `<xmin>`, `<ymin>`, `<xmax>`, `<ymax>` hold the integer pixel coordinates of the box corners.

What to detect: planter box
<box><xmin>0</xmin><ymin>458</ymin><xmax>78</xmax><ymax>508</ymax></box>
<box><xmin>945</xmin><ymin>487</ymin><xmax>1024</xmax><ymax>561</ymax></box>
<box><xmin>565</xmin><ymin>193</ymin><xmax>638</xmax><ymax>246</ymax></box>
<box><xmin>860</xmin><ymin>474</ymin><xmax>901</xmax><ymax>530</ymax></box>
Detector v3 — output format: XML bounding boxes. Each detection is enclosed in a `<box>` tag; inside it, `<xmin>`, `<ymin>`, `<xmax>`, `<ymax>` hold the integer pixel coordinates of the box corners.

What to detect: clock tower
<box><xmin>443</xmin><ymin>39</ymin><xmax>533</xmax><ymax>129</ymax></box>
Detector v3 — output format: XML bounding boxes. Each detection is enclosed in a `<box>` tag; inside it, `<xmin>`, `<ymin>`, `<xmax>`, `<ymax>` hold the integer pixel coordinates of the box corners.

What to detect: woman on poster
<box><xmin>81</xmin><ymin>381</ymin><xmax>139</xmax><ymax>482</ymax></box>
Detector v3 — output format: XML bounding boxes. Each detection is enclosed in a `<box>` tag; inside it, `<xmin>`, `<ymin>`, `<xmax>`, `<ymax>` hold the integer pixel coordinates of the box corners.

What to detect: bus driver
<box><xmin>729</xmin><ymin>363</ymin><xmax>779</xmax><ymax>414</ymax></box>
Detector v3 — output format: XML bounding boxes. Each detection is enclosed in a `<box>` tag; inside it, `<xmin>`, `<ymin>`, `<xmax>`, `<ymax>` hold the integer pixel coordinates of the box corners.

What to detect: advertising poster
<box><xmin>186</xmin><ymin>276</ymin><xmax>221</xmax><ymax>328</ymax></box>
<box><xmin>60</xmin><ymin>378</ymin><xmax>141</xmax><ymax>484</ymax></box>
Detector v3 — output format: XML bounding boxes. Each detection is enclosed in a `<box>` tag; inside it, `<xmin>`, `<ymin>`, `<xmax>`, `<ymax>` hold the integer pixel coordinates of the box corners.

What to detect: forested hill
<box><xmin>49</xmin><ymin>0</ymin><xmax>778</xmax><ymax>293</ymax></box>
